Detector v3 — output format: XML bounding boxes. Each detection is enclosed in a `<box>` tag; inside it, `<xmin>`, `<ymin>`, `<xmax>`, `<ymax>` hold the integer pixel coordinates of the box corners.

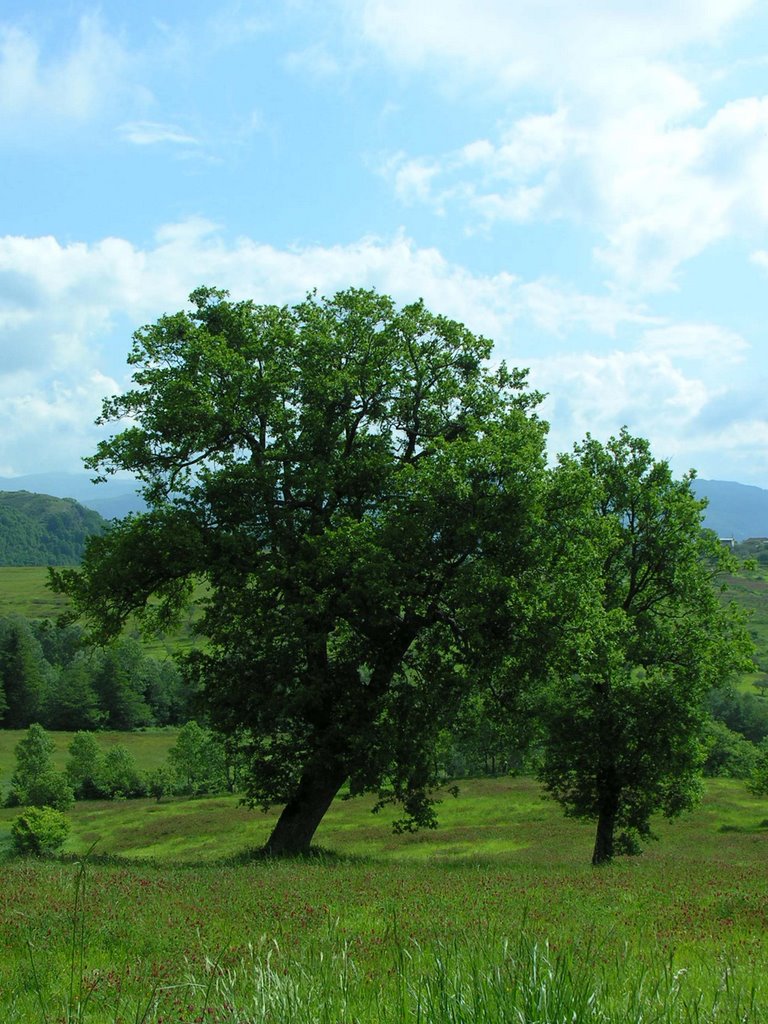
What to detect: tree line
<box><xmin>50</xmin><ymin>286</ymin><xmax>755</xmax><ymax>864</ymax></box>
<box><xmin>0</xmin><ymin>615</ymin><xmax>191</xmax><ymax>731</ymax></box>
<box><xmin>4</xmin><ymin>721</ymin><xmax>232</xmax><ymax>810</ymax></box>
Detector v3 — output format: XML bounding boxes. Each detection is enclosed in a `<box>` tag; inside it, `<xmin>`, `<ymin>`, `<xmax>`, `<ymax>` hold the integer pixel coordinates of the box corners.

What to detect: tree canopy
<box><xmin>53</xmin><ymin>286</ymin><xmax>550</xmax><ymax>854</ymax></box>
<box><xmin>537</xmin><ymin>430</ymin><xmax>754</xmax><ymax>864</ymax></box>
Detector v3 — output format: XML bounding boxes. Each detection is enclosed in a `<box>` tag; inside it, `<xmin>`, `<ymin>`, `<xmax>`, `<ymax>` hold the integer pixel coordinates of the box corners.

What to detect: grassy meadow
<box><xmin>0</xmin><ymin>565</ymin><xmax>200</xmax><ymax>657</ymax></box>
<box><xmin>1</xmin><ymin>777</ymin><xmax>768</xmax><ymax>1022</ymax></box>
<box><xmin>2</xmin><ymin>569</ymin><xmax>768</xmax><ymax>1021</ymax></box>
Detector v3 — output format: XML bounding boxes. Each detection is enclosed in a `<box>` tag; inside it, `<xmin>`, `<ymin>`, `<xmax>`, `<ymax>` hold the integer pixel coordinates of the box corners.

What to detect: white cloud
<box><xmin>352</xmin><ymin>0</ymin><xmax>754</xmax><ymax>83</ymax></box>
<box><xmin>0</xmin><ymin>223</ymin><xmax>763</xmax><ymax>481</ymax></box>
<box><xmin>0</xmin><ymin>15</ymin><xmax>133</xmax><ymax>127</ymax></box>
<box><xmin>118</xmin><ymin>120</ymin><xmax>200</xmax><ymax>146</ymax></box>
<box><xmin>355</xmin><ymin>0</ymin><xmax>768</xmax><ymax>291</ymax></box>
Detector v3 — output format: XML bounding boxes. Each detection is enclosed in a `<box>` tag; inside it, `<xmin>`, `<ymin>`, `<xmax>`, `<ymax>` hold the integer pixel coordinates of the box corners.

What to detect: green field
<box><xmin>0</xmin><ymin>565</ymin><xmax>200</xmax><ymax>657</ymax></box>
<box><xmin>2</xmin><ymin>569</ymin><xmax>768</xmax><ymax>1021</ymax></box>
<box><xmin>1</xmin><ymin>777</ymin><xmax>768</xmax><ymax>1023</ymax></box>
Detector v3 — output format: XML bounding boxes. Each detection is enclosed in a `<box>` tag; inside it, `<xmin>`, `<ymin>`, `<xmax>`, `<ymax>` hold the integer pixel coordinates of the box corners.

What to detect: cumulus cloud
<box><xmin>356</xmin><ymin>0</ymin><xmax>766</xmax><ymax>291</ymax></box>
<box><xmin>0</xmin><ymin>223</ymin><xmax>762</xmax><ymax>481</ymax></box>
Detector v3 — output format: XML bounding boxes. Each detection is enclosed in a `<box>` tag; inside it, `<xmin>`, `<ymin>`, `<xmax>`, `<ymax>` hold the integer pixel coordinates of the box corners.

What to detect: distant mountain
<box><xmin>0</xmin><ymin>491</ymin><xmax>107</xmax><ymax>566</ymax></box>
<box><xmin>0</xmin><ymin>473</ymin><xmax>145</xmax><ymax>520</ymax></box>
<box><xmin>0</xmin><ymin>472</ymin><xmax>765</xmax><ymax>545</ymax></box>
<box><xmin>694</xmin><ymin>480</ymin><xmax>768</xmax><ymax>541</ymax></box>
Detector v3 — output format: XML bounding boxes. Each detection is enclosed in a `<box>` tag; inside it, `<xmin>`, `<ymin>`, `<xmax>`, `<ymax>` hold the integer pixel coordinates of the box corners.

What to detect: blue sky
<box><xmin>1</xmin><ymin>0</ymin><xmax>767</xmax><ymax>487</ymax></box>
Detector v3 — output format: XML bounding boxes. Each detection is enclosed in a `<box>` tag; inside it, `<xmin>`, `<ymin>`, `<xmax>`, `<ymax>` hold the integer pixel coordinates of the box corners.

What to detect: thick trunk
<box><xmin>263</xmin><ymin>761</ymin><xmax>347</xmax><ymax>857</ymax></box>
<box><xmin>592</xmin><ymin>796</ymin><xmax>618</xmax><ymax>866</ymax></box>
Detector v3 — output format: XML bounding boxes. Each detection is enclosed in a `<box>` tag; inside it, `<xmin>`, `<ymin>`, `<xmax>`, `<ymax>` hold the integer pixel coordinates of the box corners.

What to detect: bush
<box><xmin>702</xmin><ymin>719</ymin><xmax>759</xmax><ymax>779</ymax></box>
<box><xmin>10</xmin><ymin>806</ymin><xmax>70</xmax><ymax>856</ymax></box>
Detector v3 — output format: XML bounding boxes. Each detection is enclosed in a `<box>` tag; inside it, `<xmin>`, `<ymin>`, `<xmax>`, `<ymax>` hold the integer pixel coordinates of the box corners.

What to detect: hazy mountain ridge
<box><xmin>692</xmin><ymin>479</ymin><xmax>768</xmax><ymax>541</ymax></box>
<box><xmin>0</xmin><ymin>473</ymin><xmax>145</xmax><ymax>520</ymax></box>
<box><xmin>0</xmin><ymin>474</ymin><xmax>764</xmax><ymax>566</ymax></box>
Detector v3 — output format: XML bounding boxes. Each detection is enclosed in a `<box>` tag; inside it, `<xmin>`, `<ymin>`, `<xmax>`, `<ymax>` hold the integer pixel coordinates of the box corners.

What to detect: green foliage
<box><xmin>145</xmin><ymin>763</ymin><xmax>176</xmax><ymax>801</ymax></box>
<box><xmin>702</xmin><ymin>719</ymin><xmax>760</xmax><ymax>778</ymax></box>
<box><xmin>746</xmin><ymin>740</ymin><xmax>768</xmax><ymax>796</ymax></box>
<box><xmin>537</xmin><ymin>430</ymin><xmax>754</xmax><ymax>864</ymax></box>
<box><xmin>167</xmin><ymin>720</ymin><xmax>228</xmax><ymax>795</ymax></box>
<box><xmin>53</xmin><ymin>286</ymin><xmax>549</xmax><ymax>853</ymax></box>
<box><xmin>0</xmin><ymin>610</ymin><xmax>191</xmax><ymax>732</ymax></box>
<box><xmin>709</xmin><ymin>687</ymin><xmax>768</xmax><ymax>743</ymax></box>
<box><xmin>89</xmin><ymin>637</ymin><xmax>154</xmax><ymax>730</ymax></box>
<box><xmin>24</xmin><ymin>769</ymin><xmax>74</xmax><ymax>811</ymax></box>
<box><xmin>65</xmin><ymin>731</ymin><xmax>104</xmax><ymax>799</ymax></box>
<box><xmin>6</xmin><ymin>722</ymin><xmax>56</xmax><ymax>806</ymax></box>
<box><xmin>0</xmin><ymin>491</ymin><xmax>106</xmax><ymax>566</ymax></box>
<box><xmin>94</xmin><ymin>744</ymin><xmax>146</xmax><ymax>799</ymax></box>
<box><xmin>9</xmin><ymin>805</ymin><xmax>70</xmax><ymax>856</ymax></box>
<box><xmin>0</xmin><ymin>615</ymin><xmax>49</xmax><ymax>728</ymax></box>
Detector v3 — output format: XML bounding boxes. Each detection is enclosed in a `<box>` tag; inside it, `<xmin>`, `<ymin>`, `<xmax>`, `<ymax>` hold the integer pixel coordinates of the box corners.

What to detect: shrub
<box><xmin>10</xmin><ymin>806</ymin><xmax>70</xmax><ymax>856</ymax></box>
<box><xmin>146</xmin><ymin>764</ymin><xmax>176</xmax><ymax>802</ymax></box>
<box><xmin>702</xmin><ymin>719</ymin><xmax>759</xmax><ymax>779</ymax></box>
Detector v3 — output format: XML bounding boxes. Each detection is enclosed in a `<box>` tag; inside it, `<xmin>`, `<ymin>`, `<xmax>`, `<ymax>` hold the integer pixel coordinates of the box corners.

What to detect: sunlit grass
<box><xmin>2</xmin><ymin>777</ymin><xmax>768</xmax><ymax>1022</ymax></box>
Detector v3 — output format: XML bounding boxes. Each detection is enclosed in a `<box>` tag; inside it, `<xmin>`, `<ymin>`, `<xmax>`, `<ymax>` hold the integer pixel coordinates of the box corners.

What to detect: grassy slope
<box><xmin>0</xmin><ymin>565</ymin><xmax>198</xmax><ymax>657</ymax></box>
<box><xmin>1</xmin><ymin>778</ymin><xmax>767</xmax><ymax>1023</ymax></box>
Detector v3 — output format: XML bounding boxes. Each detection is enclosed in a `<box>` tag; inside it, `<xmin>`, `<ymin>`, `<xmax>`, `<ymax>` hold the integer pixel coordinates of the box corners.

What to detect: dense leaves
<box><xmin>0</xmin><ymin>614</ymin><xmax>189</xmax><ymax>731</ymax></box>
<box><xmin>536</xmin><ymin>431</ymin><xmax>754</xmax><ymax>863</ymax></box>
<box><xmin>53</xmin><ymin>286</ymin><xmax>550</xmax><ymax>853</ymax></box>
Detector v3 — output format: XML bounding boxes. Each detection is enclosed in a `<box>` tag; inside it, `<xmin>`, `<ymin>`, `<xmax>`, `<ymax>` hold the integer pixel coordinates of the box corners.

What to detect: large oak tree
<box><xmin>54</xmin><ymin>286</ymin><xmax>549</xmax><ymax>854</ymax></box>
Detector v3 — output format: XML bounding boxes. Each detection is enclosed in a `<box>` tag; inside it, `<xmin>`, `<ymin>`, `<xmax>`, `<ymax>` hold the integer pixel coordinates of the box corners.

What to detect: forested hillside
<box><xmin>0</xmin><ymin>492</ymin><xmax>106</xmax><ymax>566</ymax></box>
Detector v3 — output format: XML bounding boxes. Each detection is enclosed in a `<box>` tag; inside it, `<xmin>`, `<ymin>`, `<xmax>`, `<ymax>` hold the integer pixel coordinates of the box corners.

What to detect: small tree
<box><xmin>167</xmin><ymin>720</ymin><xmax>228</xmax><ymax>795</ymax></box>
<box><xmin>6</xmin><ymin>723</ymin><xmax>56</xmax><ymax>807</ymax></box>
<box><xmin>11</xmin><ymin>806</ymin><xmax>70</xmax><ymax>856</ymax></box>
<box><xmin>146</xmin><ymin>765</ymin><xmax>176</xmax><ymax>802</ymax></box>
<box><xmin>65</xmin><ymin>731</ymin><xmax>104</xmax><ymax>799</ymax></box>
<box><xmin>538</xmin><ymin>431</ymin><xmax>753</xmax><ymax>864</ymax></box>
<box><xmin>95</xmin><ymin>745</ymin><xmax>145</xmax><ymax>799</ymax></box>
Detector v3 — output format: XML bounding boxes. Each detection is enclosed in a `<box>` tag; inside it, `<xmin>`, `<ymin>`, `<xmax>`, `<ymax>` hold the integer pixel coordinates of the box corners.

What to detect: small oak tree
<box><xmin>538</xmin><ymin>430</ymin><xmax>753</xmax><ymax>864</ymax></box>
<box><xmin>53</xmin><ymin>286</ymin><xmax>549</xmax><ymax>855</ymax></box>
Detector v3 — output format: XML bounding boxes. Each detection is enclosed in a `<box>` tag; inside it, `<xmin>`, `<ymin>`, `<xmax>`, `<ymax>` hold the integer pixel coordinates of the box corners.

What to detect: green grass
<box><xmin>0</xmin><ymin>565</ymin><xmax>72</xmax><ymax>619</ymax></box>
<box><xmin>0</xmin><ymin>565</ymin><xmax>201</xmax><ymax>658</ymax></box>
<box><xmin>2</xmin><ymin>777</ymin><xmax>768</xmax><ymax>1022</ymax></box>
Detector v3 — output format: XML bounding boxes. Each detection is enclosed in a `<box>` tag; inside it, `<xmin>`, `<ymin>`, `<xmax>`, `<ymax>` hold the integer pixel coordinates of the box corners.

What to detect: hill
<box><xmin>0</xmin><ymin>473</ymin><xmax>145</xmax><ymax>520</ymax></box>
<box><xmin>694</xmin><ymin>479</ymin><xmax>768</xmax><ymax>540</ymax></box>
<box><xmin>0</xmin><ymin>491</ymin><xmax>107</xmax><ymax>566</ymax></box>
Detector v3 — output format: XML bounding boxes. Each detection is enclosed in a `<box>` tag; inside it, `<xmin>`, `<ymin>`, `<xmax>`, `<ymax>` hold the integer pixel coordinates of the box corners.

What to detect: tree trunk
<box><xmin>263</xmin><ymin>761</ymin><xmax>347</xmax><ymax>857</ymax></box>
<box><xmin>592</xmin><ymin>795</ymin><xmax>618</xmax><ymax>866</ymax></box>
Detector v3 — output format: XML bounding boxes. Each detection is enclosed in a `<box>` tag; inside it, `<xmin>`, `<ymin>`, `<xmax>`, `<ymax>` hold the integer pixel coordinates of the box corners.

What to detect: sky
<box><xmin>1</xmin><ymin>0</ymin><xmax>767</xmax><ymax>488</ymax></box>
